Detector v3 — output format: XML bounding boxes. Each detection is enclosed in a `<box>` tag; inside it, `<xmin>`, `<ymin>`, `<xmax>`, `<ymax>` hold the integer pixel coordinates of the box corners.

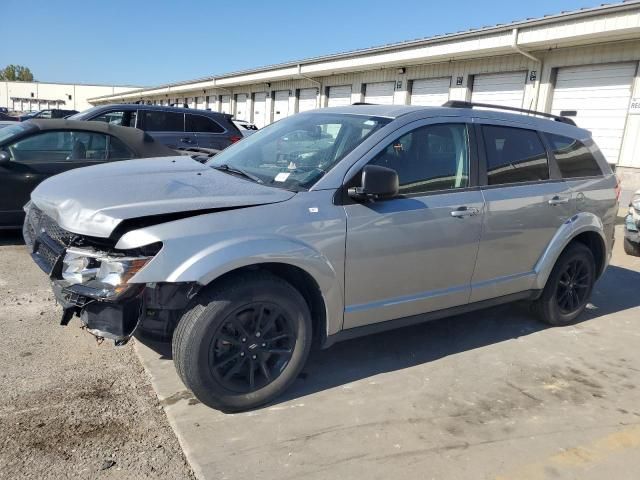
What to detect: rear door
<box><xmin>186</xmin><ymin>113</ymin><xmax>231</xmax><ymax>150</ymax></box>
<box><xmin>470</xmin><ymin>121</ymin><xmax>574</xmax><ymax>302</ymax></box>
<box><xmin>138</xmin><ymin>110</ymin><xmax>189</xmax><ymax>149</ymax></box>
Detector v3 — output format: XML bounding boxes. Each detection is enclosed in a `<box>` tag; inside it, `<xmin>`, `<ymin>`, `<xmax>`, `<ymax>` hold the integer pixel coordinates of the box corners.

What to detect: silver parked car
<box><xmin>23</xmin><ymin>102</ymin><xmax>618</xmax><ymax>411</ymax></box>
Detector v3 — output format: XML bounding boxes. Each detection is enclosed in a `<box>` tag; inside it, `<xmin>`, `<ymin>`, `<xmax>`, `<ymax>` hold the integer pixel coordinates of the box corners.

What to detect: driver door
<box><xmin>0</xmin><ymin>130</ymin><xmax>110</xmax><ymax>227</ymax></box>
<box><xmin>343</xmin><ymin>120</ymin><xmax>484</xmax><ymax>329</ymax></box>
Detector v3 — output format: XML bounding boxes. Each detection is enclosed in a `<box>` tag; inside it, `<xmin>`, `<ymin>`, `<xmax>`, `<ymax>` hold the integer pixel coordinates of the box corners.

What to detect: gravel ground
<box><xmin>0</xmin><ymin>231</ymin><xmax>194</xmax><ymax>480</ymax></box>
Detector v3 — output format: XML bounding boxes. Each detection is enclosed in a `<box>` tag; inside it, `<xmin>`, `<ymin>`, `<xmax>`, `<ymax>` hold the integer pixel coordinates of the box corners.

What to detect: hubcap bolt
<box><xmin>252</xmin><ymin>355</ymin><xmax>257</xmax><ymax>359</ymax></box>
<box><xmin>241</xmin><ymin>337</ymin><xmax>246</xmax><ymax>342</ymax></box>
<box><xmin>240</xmin><ymin>352</ymin><xmax>245</xmax><ymax>357</ymax></box>
<box><xmin>261</xmin><ymin>343</ymin><xmax>266</xmax><ymax>347</ymax></box>
<box><xmin>256</xmin><ymin>332</ymin><xmax>261</xmax><ymax>337</ymax></box>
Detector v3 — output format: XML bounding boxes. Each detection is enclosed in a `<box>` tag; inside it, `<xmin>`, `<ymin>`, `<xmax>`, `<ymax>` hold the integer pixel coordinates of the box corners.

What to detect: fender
<box><xmin>121</xmin><ymin>232</ymin><xmax>344</xmax><ymax>338</ymax></box>
<box><xmin>533</xmin><ymin>212</ymin><xmax>607</xmax><ymax>290</ymax></box>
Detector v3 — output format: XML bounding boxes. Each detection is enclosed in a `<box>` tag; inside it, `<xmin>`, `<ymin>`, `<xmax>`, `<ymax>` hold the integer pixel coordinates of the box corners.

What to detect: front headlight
<box><xmin>61</xmin><ymin>247</ymin><xmax>153</xmax><ymax>299</ymax></box>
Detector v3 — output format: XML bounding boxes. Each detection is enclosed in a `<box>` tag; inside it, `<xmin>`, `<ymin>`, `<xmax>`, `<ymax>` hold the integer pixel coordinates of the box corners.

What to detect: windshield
<box><xmin>207</xmin><ymin>113</ymin><xmax>390</xmax><ymax>190</ymax></box>
<box><xmin>0</xmin><ymin>123</ymin><xmax>34</xmax><ymax>144</ymax></box>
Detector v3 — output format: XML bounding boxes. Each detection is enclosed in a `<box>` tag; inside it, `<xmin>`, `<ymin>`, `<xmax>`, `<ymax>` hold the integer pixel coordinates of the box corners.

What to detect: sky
<box><xmin>2</xmin><ymin>0</ymin><xmax>610</xmax><ymax>87</ymax></box>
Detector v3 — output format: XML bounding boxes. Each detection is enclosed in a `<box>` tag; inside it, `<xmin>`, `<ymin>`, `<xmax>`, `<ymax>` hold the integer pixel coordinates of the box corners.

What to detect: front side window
<box><xmin>139</xmin><ymin>110</ymin><xmax>184</xmax><ymax>132</ymax></box>
<box><xmin>7</xmin><ymin>130</ymin><xmax>109</xmax><ymax>162</ymax></box>
<box><xmin>369</xmin><ymin>123</ymin><xmax>470</xmax><ymax>194</ymax></box>
<box><xmin>482</xmin><ymin>125</ymin><xmax>548</xmax><ymax>185</ymax></box>
<box><xmin>186</xmin><ymin>114</ymin><xmax>224</xmax><ymax>133</ymax></box>
<box><xmin>208</xmin><ymin>113</ymin><xmax>390</xmax><ymax>190</ymax></box>
<box><xmin>545</xmin><ymin>133</ymin><xmax>602</xmax><ymax>178</ymax></box>
<box><xmin>91</xmin><ymin>110</ymin><xmax>137</xmax><ymax>127</ymax></box>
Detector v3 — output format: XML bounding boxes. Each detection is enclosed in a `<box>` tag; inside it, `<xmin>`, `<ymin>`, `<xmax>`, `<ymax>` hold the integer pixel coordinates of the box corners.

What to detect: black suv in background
<box><xmin>19</xmin><ymin>109</ymin><xmax>79</xmax><ymax>121</ymax></box>
<box><xmin>70</xmin><ymin>104</ymin><xmax>242</xmax><ymax>150</ymax></box>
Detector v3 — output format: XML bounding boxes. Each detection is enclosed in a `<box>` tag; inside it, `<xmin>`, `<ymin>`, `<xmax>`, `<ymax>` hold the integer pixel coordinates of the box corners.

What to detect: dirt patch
<box><xmin>0</xmin><ymin>235</ymin><xmax>194</xmax><ymax>479</ymax></box>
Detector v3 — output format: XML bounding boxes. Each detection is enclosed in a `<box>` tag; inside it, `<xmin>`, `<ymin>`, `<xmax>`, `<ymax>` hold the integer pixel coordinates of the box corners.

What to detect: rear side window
<box><xmin>139</xmin><ymin>110</ymin><xmax>184</xmax><ymax>132</ymax></box>
<box><xmin>482</xmin><ymin>125</ymin><xmax>549</xmax><ymax>185</ymax></box>
<box><xmin>186</xmin><ymin>114</ymin><xmax>224</xmax><ymax>133</ymax></box>
<box><xmin>545</xmin><ymin>133</ymin><xmax>602</xmax><ymax>178</ymax></box>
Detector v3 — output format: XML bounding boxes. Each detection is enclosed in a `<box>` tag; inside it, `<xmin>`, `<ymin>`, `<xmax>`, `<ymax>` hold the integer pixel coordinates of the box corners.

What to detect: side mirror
<box><xmin>0</xmin><ymin>150</ymin><xmax>10</xmax><ymax>167</ymax></box>
<box><xmin>348</xmin><ymin>165</ymin><xmax>399</xmax><ymax>201</ymax></box>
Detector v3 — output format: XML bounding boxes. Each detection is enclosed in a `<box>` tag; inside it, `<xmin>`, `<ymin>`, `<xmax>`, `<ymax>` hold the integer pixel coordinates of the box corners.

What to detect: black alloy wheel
<box><xmin>209</xmin><ymin>302</ymin><xmax>296</xmax><ymax>393</ymax></box>
<box><xmin>555</xmin><ymin>258</ymin><xmax>592</xmax><ymax>314</ymax></box>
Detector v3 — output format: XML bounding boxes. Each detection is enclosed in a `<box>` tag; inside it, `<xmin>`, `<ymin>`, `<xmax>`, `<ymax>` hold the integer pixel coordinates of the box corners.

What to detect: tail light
<box><xmin>230</xmin><ymin>135</ymin><xmax>242</xmax><ymax>143</ymax></box>
<box><xmin>615</xmin><ymin>176</ymin><xmax>622</xmax><ymax>203</ymax></box>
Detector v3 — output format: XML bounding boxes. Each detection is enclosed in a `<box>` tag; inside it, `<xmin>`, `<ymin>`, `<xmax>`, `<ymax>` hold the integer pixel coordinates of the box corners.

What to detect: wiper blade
<box><xmin>213</xmin><ymin>164</ymin><xmax>263</xmax><ymax>183</ymax></box>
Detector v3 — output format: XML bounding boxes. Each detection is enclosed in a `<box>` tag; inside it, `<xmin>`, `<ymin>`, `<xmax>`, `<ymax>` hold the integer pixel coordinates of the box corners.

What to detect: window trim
<box><xmin>476</xmin><ymin>121</ymin><xmax>556</xmax><ymax>188</ymax></box>
<box><xmin>340</xmin><ymin>119</ymin><xmax>479</xmax><ymax>202</ymax></box>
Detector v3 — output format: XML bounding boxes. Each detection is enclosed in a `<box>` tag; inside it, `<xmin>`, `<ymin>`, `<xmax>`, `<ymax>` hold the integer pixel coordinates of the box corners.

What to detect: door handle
<box><xmin>548</xmin><ymin>196</ymin><xmax>569</xmax><ymax>206</ymax></box>
<box><xmin>450</xmin><ymin>206</ymin><xmax>479</xmax><ymax>218</ymax></box>
<box><xmin>180</xmin><ymin>137</ymin><xmax>193</xmax><ymax>143</ymax></box>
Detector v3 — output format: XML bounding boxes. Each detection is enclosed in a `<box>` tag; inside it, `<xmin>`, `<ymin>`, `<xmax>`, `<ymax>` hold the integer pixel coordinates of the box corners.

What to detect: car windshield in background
<box><xmin>0</xmin><ymin>122</ymin><xmax>34</xmax><ymax>143</ymax></box>
<box><xmin>207</xmin><ymin>113</ymin><xmax>390</xmax><ymax>190</ymax></box>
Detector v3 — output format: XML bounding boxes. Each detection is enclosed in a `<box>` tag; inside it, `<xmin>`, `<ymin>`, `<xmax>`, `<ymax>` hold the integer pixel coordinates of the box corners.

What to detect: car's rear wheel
<box><xmin>533</xmin><ymin>242</ymin><xmax>596</xmax><ymax>326</ymax></box>
<box><xmin>172</xmin><ymin>271</ymin><xmax>312</xmax><ymax>412</ymax></box>
<box><xmin>623</xmin><ymin>237</ymin><xmax>640</xmax><ymax>256</ymax></box>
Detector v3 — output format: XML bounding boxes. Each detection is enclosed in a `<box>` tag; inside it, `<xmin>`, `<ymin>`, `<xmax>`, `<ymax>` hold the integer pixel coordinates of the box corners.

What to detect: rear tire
<box><xmin>624</xmin><ymin>237</ymin><xmax>640</xmax><ymax>257</ymax></box>
<box><xmin>172</xmin><ymin>271</ymin><xmax>312</xmax><ymax>412</ymax></box>
<box><xmin>533</xmin><ymin>243</ymin><xmax>596</xmax><ymax>326</ymax></box>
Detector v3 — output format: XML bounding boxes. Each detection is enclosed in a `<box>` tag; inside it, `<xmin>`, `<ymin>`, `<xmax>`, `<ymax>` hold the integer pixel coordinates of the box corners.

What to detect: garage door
<box><xmin>471</xmin><ymin>72</ymin><xmax>526</xmax><ymax>108</ymax></box>
<box><xmin>299</xmin><ymin>88</ymin><xmax>318</xmax><ymax>112</ymax></box>
<box><xmin>220</xmin><ymin>95</ymin><xmax>231</xmax><ymax>114</ymax></box>
<box><xmin>551</xmin><ymin>63</ymin><xmax>636</xmax><ymax>165</ymax></box>
<box><xmin>207</xmin><ymin>95</ymin><xmax>217</xmax><ymax>111</ymax></box>
<box><xmin>273</xmin><ymin>91</ymin><xmax>290</xmax><ymax>122</ymax></box>
<box><xmin>235</xmin><ymin>93</ymin><xmax>248</xmax><ymax>120</ymax></box>
<box><xmin>364</xmin><ymin>81</ymin><xmax>395</xmax><ymax>105</ymax></box>
<box><xmin>196</xmin><ymin>96</ymin><xmax>205</xmax><ymax>110</ymax></box>
<box><xmin>410</xmin><ymin>78</ymin><xmax>450</xmax><ymax>106</ymax></box>
<box><xmin>253</xmin><ymin>92</ymin><xmax>267</xmax><ymax>128</ymax></box>
<box><xmin>328</xmin><ymin>85</ymin><xmax>352</xmax><ymax>107</ymax></box>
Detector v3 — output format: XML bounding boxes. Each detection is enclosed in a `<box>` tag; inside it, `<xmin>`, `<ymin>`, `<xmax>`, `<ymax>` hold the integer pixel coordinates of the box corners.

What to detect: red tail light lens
<box><xmin>230</xmin><ymin>135</ymin><xmax>242</xmax><ymax>143</ymax></box>
<box><xmin>615</xmin><ymin>176</ymin><xmax>622</xmax><ymax>203</ymax></box>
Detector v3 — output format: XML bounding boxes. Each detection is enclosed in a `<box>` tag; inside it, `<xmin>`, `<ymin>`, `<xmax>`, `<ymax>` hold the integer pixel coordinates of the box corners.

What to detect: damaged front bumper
<box><xmin>24</xmin><ymin>203</ymin><xmax>198</xmax><ymax>345</ymax></box>
<box><xmin>624</xmin><ymin>210</ymin><xmax>640</xmax><ymax>245</ymax></box>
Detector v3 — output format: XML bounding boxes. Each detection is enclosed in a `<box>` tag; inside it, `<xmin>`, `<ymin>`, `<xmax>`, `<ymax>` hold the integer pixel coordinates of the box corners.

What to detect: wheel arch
<box><xmin>534</xmin><ymin>212</ymin><xmax>609</xmax><ymax>290</ymax></box>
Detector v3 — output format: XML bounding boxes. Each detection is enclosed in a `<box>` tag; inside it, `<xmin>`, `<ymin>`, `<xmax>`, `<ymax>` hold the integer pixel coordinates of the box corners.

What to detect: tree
<box><xmin>0</xmin><ymin>65</ymin><xmax>34</xmax><ymax>82</ymax></box>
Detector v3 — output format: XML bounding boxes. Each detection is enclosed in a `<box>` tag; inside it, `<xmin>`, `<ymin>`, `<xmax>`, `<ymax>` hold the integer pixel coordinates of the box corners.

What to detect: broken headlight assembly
<box><xmin>61</xmin><ymin>246</ymin><xmax>158</xmax><ymax>300</ymax></box>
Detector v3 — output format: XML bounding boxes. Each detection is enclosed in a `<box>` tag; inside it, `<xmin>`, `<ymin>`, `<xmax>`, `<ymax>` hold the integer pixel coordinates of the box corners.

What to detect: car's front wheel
<box><xmin>533</xmin><ymin>242</ymin><xmax>596</xmax><ymax>326</ymax></box>
<box><xmin>172</xmin><ymin>271</ymin><xmax>312</xmax><ymax>412</ymax></box>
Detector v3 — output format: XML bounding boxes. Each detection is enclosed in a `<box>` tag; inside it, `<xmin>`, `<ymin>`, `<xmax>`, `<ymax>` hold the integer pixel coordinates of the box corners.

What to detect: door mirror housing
<box><xmin>348</xmin><ymin>165</ymin><xmax>399</xmax><ymax>201</ymax></box>
<box><xmin>0</xmin><ymin>150</ymin><xmax>10</xmax><ymax>167</ymax></box>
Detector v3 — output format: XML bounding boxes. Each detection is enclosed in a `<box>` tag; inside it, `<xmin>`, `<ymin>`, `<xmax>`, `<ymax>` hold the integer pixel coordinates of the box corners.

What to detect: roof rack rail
<box><xmin>442</xmin><ymin>100</ymin><xmax>576</xmax><ymax>126</ymax></box>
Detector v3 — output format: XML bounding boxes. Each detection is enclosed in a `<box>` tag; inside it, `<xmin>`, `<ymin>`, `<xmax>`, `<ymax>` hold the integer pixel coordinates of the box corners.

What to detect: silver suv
<box><xmin>24</xmin><ymin>102</ymin><xmax>618</xmax><ymax>412</ymax></box>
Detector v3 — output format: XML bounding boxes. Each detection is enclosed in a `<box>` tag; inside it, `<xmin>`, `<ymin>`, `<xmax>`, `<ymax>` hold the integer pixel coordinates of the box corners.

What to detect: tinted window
<box><xmin>186</xmin><ymin>114</ymin><xmax>224</xmax><ymax>133</ymax></box>
<box><xmin>140</xmin><ymin>110</ymin><xmax>184</xmax><ymax>132</ymax></box>
<box><xmin>7</xmin><ymin>130</ymin><xmax>108</xmax><ymax>162</ymax></box>
<box><xmin>482</xmin><ymin>125</ymin><xmax>548</xmax><ymax>185</ymax></box>
<box><xmin>91</xmin><ymin>110</ymin><xmax>137</xmax><ymax>127</ymax></box>
<box><xmin>546</xmin><ymin>133</ymin><xmax>602</xmax><ymax>178</ymax></box>
<box><xmin>108</xmin><ymin>136</ymin><xmax>134</xmax><ymax>160</ymax></box>
<box><xmin>370</xmin><ymin>123</ymin><xmax>470</xmax><ymax>194</ymax></box>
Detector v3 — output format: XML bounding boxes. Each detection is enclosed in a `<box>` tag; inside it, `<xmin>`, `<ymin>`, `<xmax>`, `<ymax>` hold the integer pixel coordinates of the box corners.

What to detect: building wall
<box><xmin>0</xmin><ymin>81</ymin><xmax>139</xmax><ymax>113</ymax></box>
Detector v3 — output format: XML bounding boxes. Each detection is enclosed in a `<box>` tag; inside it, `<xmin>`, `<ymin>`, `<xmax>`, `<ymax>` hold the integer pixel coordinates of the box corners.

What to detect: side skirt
<box><xmin>322</xmin><ymin>290</ymin><xmax>541</xmax><ymax>348</ymax></box>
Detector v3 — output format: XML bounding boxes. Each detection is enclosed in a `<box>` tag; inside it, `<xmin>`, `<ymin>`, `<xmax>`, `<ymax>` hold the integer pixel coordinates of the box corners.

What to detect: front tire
<box><xmin>533</xmin><ymin>243</ymin><xmax>596</xmax><ymax>326</ymax></box>
<box><xmin>172</xmin><ymin>271</ymin><xmax>312</xmax><ymax>412</ymax></box>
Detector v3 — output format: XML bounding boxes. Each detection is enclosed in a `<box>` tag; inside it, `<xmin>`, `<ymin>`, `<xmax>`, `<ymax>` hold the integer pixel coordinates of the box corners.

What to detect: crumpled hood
<box><xmin>31</xmin><ymin>156</ymin><xmax>295</xmax><ymax>238</ymax></box>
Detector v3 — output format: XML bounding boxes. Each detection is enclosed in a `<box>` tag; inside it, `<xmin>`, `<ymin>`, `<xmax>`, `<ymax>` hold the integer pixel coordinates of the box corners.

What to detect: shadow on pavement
<box><xmin>135</xmin><ymin>264</ymin><xmax>640</xmax><ymax>406</ymax></box>
<box><xmin>0</xmin><ymin>230</ymin><xmax>24</xmax><ymax>246</ymax></box>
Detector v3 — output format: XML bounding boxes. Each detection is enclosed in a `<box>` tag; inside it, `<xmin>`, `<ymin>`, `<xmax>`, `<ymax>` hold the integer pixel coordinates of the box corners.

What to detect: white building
<box><xmin>91</xmin><ymin>1</ymin><xmax>640</xmax><ymax>184</ymax></box>
<box><xmin>0</xmin><ymin>81</ymin><xmax>140</xmax><ymax>113</ymax></box>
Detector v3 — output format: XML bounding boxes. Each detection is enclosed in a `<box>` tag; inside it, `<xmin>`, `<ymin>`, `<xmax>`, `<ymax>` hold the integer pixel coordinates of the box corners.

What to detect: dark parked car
<box><xmin>0</xmin><ymin>112</ymin><xmax>18</xmax><ymax>122</ymax></box>
<box><xmin>70</xmin><ymin>104</ymin><xmax>243</xmax><ymax>150</ymax></box>
<box><xmin>0</xmin><ymin>119</ymin><xmax>175</xmax><ymax>228</ymax></box>
<box><xmin>19</xmin><ymin>109</ymin><xmax>79</xmax><ymax>121</ymax></box>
